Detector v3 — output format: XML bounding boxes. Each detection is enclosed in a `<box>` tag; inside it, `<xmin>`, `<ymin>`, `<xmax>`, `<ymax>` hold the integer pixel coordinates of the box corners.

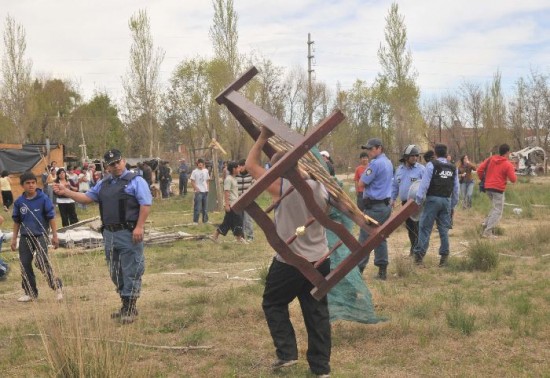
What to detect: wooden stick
<box><xmin>24</xmin><ymin>334</ymin><xmax>212</xmax><ymax>352</ymax></box>
<box><xmin>264</xmin><ymin>186</ymin><xmax>295</xmax><ymax>213</ymax></box>
<box><xmin>314</xmin><ymin>240</ymin><xmax>343</xmax><ymax>268</ymax></box>
<box><xmin>285</xmin><ymin>217</ymin><xmax>316</xmax><ymax>245</ymax></box>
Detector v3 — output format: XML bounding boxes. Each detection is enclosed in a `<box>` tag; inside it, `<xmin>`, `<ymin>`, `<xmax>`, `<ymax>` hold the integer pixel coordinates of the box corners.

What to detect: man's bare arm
<box><xmin>245</xmin><ymin>127</ymin><xmax>281</xmax><ymax>200</ymax></box>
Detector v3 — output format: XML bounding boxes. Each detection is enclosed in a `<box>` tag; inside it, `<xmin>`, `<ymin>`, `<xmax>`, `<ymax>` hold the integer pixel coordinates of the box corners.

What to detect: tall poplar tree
<box><xmin>377</xmin><ymin>3</ymin><xmax>422</xmax><ymax>155</ymax></box>
<box><xmin>122</xmin><ymin>9</ymin><xmax>165</xmax><ymax>157</ymax></box>
<box><xmin>0</xmin><ymin>15</ymin><xmax>32</xmax><ymax>143</ymax></box>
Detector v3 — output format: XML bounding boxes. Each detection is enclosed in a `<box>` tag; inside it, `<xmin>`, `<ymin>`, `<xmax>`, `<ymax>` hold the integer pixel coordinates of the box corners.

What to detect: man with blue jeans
<box><xmin>413</xmin><ymin>144</ymin><xmax>459</xmax><ymax>267</ymax></box>
<box><xmin>190</xmin><ymin>158</ymin><xmax>210</xmax><ymax>224</ymax></box>
<box><xmin>357</xmin><ymin>138</ymin><xmax>393</xmax><ymax>280</ymax></box>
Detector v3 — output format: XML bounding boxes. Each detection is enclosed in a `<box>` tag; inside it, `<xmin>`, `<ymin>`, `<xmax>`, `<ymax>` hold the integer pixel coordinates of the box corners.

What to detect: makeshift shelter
<box><xmin>0</xmin><ymin>143</ymin><xmax>64</xmax><ymax>199</ymax></box>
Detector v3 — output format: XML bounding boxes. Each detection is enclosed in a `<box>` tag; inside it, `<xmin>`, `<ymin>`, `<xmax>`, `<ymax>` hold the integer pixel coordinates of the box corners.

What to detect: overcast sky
<box><xmin>1</xmin><ymin>0</ymin><xmax>549</xmax><ymax>105</ymax></box>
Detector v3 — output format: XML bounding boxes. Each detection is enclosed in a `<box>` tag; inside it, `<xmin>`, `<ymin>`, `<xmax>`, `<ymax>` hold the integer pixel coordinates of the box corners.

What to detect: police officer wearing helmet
<box><xmin>53</xmin><ymin>149</ymin><xmax>152</xmax><ymax>323</ymax></box>
<box><xmin>357</xmin><ymin>138</ymin><xmax>393</xmax><ymax>279</ymax></box>
<box><xmin>413</xmin><ymin>144</ymin><xmax>459</xmax><ymax>267</ymax></box>
<box><xmin>391</xmin><ymin>145</ymin><xmax>425</xmax><ymax>255</ymax></box>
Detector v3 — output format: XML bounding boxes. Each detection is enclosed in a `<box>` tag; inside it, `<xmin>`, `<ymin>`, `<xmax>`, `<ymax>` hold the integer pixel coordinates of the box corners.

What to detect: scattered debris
<box><xmin>509</xmin><ymin>146</ymin><xmax>547</xmax><ymax>176</ymax></box>
<box><xmin>55</xmin><ymin>217</ymin><xmax>211</xmax><ymax>249</ymax></box>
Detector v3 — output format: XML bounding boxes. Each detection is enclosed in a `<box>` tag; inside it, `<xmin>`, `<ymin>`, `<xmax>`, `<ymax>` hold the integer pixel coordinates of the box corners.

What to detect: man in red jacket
<box><xmin>477</xmin><ymin>144</ymin><xmax>517</xmax><ymax>238</ymax></box>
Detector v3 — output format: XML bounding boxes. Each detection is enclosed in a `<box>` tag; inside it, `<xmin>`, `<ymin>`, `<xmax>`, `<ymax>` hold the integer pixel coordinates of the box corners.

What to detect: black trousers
<box><xmin>262</xmin><ymin>258</ymin><xmax>331</xmax><ymax>375</ymax></box>
<box><xmin>2</xmin><ymin>190</ymin><xmax>13</xmax><ymax>209</ymax></box>
<box><xmin>160</xmin><ymin>179</ymin><xmax>170</xmax><ymax>198</ymax></box>
<box><xmin>179</xmin><ymin>175</ymin><xmax>188</xmax><ymax>195</ymax></box>
<box><xmin>216</xmin><ymin>210</ymin><xmax>243</xmax><ymax>237</ymax></box>
<box><xmin>402</xmin><ymin>201</ymin><xmax>419</xmax><ymax>253</ymax></box>
<box><xmin>58</xmin><ymin>202</ymin><xmax>79</xmax><ymax>227</ymax></box>
<box><xmin>19</xmin><ymin>234</ymin><xmax>62</xmax><ymax>297</ymax></box>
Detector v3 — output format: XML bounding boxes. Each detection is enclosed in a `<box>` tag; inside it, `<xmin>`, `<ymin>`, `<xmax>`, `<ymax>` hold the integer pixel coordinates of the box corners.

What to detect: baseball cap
<box><xmin>361</xmin><ymin>138</ymin><xmax>383</xmax><ymax>150</ymax></box>
<box><xmin>320</xmin><ymin>150</ymin><xmax>330</xmax><ymax>158</ymax></box>
<box><xmin>104</xmin><ymin>149</ymin><xmax>122</xmax><ymax>165</ymax></box>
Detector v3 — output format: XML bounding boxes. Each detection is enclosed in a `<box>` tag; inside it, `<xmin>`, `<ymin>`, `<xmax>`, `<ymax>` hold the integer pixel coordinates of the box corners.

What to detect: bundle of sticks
<box><xmin>268</xmin><ymin>135</ymin><xmax>378</xmax><ymax>225</ymax></box>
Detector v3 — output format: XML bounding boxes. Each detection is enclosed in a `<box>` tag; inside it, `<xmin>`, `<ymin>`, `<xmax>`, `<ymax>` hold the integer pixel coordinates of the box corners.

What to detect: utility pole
<box><xmin>307</xmin><ymin>33</ymin><xmax>315</xmax><ymax>133</ymax></box>
<box><xmin>433</xmin><ymin>115</ymin><xmax>442</xmax><ymax>143</ymax></box>
<box><xmin>437</xmin><ymin>115</ymin><xmax>442</xmax><ymax>143</ymax></box>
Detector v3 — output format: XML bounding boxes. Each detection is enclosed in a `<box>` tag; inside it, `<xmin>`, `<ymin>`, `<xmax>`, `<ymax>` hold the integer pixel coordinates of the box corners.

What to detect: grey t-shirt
<box><xmin>274</xmin><ymin>179</ymin><xmax>329</xmax><ymax>262</ymax></box>
<box><xmin>224</xmin><ymin>174</ymin><xmax>239</xmax><ymax>205</ymax></box>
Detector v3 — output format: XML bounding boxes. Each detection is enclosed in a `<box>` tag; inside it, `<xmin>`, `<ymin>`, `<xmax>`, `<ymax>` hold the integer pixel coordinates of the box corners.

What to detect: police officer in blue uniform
<box><xmin>54</xmin><ymin>149</ymin><xmax>152</xmax><ymax>323</ymax></box>
<box><xmin>391</xmin><ymin>145</ymin><xmax>425</xmax><ymax>256</ymax></box>
<box><xmin>413</xmin><ymin>144</ymin><xmax>459</xmax><ymax>267</ymax></box>
<box><xmin>357</xmin><ymin>138</ymin><xmax>393</xmax><ymax>279</ymax></box>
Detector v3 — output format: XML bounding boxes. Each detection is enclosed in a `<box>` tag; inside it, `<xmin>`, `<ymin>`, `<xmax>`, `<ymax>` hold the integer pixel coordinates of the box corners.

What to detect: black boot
<box><xmin>439</xmin><ymin>254</ymin><xmax>449</xmax><ymax>267</ymax></box>
<box><xmin>376</xmin><ymin>265</ymin><xmax>387</xmax><ymax>280</ymax></box>
<box><xmin>414</xmin><ymin>253</ymin><xmax>424</xmax><ymax>265</ymax></box>
<box><xmin>121</xmin><ymin>297</ymin><xmax>138</xmax><ymax>324</ymax></box>
<box><xmin>111</xmin><ymin>297</ymin><xmax>126</xmax><ymax>319</ymax></box>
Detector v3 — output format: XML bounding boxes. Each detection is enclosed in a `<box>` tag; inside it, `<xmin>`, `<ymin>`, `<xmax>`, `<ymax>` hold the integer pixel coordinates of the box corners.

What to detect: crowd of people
<box><xmin>351</xmin><ymin>140</ymin><xmax>517</xmax><ymax>273</ymax></box>
<box><xmin>0</xmin><ymin>140</ymin><xmax>518</xmax><ymax>377</ymax></box>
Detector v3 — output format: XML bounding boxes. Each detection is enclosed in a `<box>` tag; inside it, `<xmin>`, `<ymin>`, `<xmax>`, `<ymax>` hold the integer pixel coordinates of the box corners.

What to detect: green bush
<box><xmin>468</xmin><ymin>241</ymin><xmax>499</xmax><ymax>271</ymax></box>
<box><xmin>446</xmin><ymin>309</ymin><xmax>476</xmax><ymax>335</ymax></box>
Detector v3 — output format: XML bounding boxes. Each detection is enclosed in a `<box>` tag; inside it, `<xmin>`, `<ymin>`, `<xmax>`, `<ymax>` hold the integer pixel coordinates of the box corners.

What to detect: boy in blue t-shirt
<box><xmin>11</xmin><ymin>171</ymin><xmax>62</xmax><ymax>302</ymax></box>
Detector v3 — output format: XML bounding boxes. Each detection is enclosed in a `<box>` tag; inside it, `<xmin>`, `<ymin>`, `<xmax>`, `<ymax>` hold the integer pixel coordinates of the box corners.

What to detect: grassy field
<box><xmin>0</xmin><ymin>177</ymin><xmax>549</xmax><ymax>377</ymax></box>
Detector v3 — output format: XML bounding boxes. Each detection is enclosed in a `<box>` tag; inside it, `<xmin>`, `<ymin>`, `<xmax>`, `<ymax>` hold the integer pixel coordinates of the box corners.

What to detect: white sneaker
<box><xmin>56</xmin><ymin>289</ymin><xmax>63</xmax><ymax>301</ymax></box>
<box><xmin>17</xmin><ymin>295</ymin><xmax>32</xmax><ymax>302</ymax></box>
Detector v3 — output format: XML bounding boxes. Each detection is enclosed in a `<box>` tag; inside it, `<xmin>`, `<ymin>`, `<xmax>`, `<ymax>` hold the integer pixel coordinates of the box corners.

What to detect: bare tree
<box><xmin>460</xmin><ymin>81</ymin><xmax>483</xmax><ymax>161</ymax></box>
<box><xmin>122</xmin><ymin>9</ymin><xmax>165</xmax><ymax>157</ymax></box>
<box><xmin>481</xmin><ymin>70</ymin><xmax>508</xmax><ymax>155</ymax></box>
<box><xmin>0</xmin><ymin>15</ymin><xmax>32</xmax><ymax>143</ymax></box>
<box><xmin>524</xmin><ymin>70</ymin><xmax>550</xmax><ymax>150</ymax></box>
<box><xmin>440</xmin><ymin>93</ymin><xmax>464</xmax><ymax>157</ymax></box>
<box><xmin>507</xmin><ymin>78</ymin><xmax>528</xmax><ymax>150</ymax></box>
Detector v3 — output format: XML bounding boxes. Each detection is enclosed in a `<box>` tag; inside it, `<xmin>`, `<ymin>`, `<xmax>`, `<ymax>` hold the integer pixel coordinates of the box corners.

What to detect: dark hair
<box><xmin>238</xmin><ymin>158</ymin><xmax>246</xmax><ymax>166</ymax></box>
<box><xmin>499</xmin><ymin>144</ymin><xmax>510</xmax><ymax>155</ymax></box>
<box><xmin>19</xmin><ymin>171</ymin><xmax>37</xmax><ymax>185</ymax></box>
<box><xmin>226</xmin><ymin>161</ymin><xmax>239</xmax><ymax>175</ymax></box>
<box><xmin>55</xmin><ymin>168</ymin><xmax>66</xmax><ymax>182</ymax></box>
<box><xmin>434</xmin><ymin>144</ymin><xmax>447</xmax><ymax>158</ymax></box>
<box><xmin>359</xmin><ymin>152</ymin><xmax>368</xmax><ymax>159</ymax></box>
<box><xmin>1</xmin><ymin>170</ymin><xmax>8</xmax><ymax>178</ymax></box>
<box><xmin>197</xmin><ymin>158</ymin><xmax>205</xmax><ymax>164</ymax></box>
<box><xmin>423</xmin><ymin>150</ymin><xmax>434</xmax><ymax>163</ymax></box>
<box><xmin>460</xmin><ymin>155</ymin><xmax>467</xmax><ymax>165</ymax></box>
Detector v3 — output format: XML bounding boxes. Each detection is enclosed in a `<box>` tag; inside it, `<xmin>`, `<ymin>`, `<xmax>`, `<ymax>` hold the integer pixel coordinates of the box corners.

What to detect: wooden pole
<box><xmin>211</xmin><ymin>130</ymin><xmax>223</xmax><ymax>212</ymax></box>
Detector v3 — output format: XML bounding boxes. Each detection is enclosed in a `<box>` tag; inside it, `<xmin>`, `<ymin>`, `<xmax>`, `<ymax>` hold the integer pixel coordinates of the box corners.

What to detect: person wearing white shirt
<box><xmin>190</xmin><ymin>158</ymin><xmax>210</xmax><ymax>224</ymax></box>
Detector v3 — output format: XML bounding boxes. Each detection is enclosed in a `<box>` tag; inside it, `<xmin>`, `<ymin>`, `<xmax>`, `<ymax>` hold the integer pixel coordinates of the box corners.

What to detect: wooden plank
<box><xmin>310</xmin><ymin>200</ymin><xmax>420</xmax><ymax>300</ymax></box>
<box><xmin>225</xmin><ymin>90</ymin><xmax>305</xmax><ymax>146</ymax></box>
<box><xmin>215</xmin><ymin>66</ymin><xmax>259</xmax><ymax>104</ymax></box>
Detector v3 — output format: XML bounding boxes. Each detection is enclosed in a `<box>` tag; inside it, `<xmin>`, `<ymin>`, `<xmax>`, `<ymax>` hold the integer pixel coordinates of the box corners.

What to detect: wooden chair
<box><xmin>216</xmin><ymin>66</ymin><xmax>419</xmax><ymax>299</ymax></box>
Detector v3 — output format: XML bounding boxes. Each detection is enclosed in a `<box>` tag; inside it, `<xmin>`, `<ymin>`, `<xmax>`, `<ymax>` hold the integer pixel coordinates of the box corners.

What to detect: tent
<box><xmin>0</xmin><ymin>143</ymin><xmax>64</xmax><ymax>198</ymax></box>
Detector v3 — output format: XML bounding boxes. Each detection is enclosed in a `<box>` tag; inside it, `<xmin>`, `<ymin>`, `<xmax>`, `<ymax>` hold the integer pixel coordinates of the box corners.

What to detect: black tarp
<box><xmin>0</xmin><ymin>145</ymin><xmax>52</xmax><ymax>173</ymax></box>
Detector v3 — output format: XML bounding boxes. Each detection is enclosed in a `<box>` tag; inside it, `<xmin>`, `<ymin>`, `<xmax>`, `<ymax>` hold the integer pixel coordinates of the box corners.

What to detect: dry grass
<box><xmin>1</xmin><ymin>179</ymin><xmax>549</xmax><ymax>377</ymax></box>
